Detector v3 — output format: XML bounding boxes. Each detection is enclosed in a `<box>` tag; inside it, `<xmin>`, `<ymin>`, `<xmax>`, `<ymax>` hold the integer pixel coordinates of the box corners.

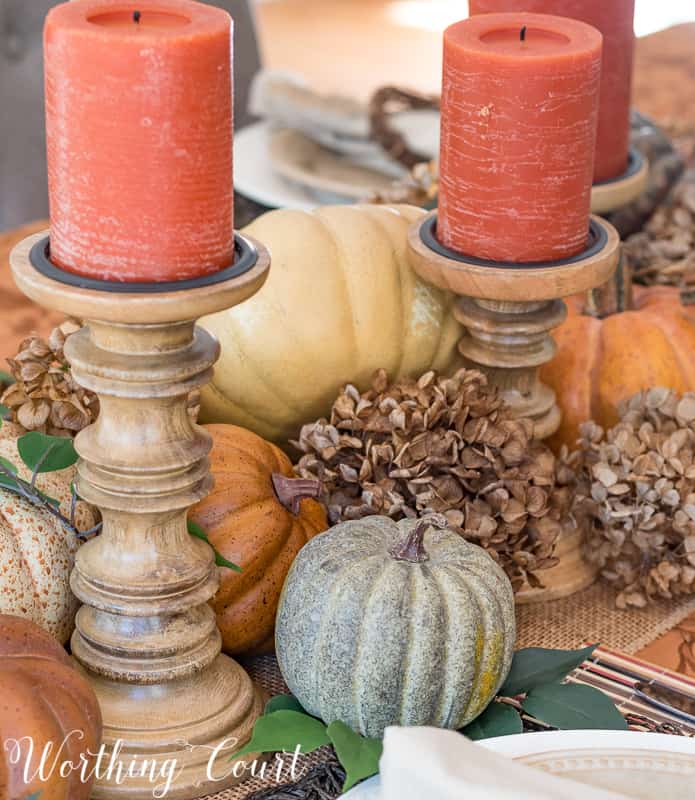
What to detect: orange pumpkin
<box><xmin>541</xmin><ymin>268</ymin><xmax>695</xmax><ymax>452</ymax></box>
<box><xmin>190</xmin><ymin>424</ymin><xmax>328</xmax><ymax>656</ymax></box>
<box><xmin>0</xmin><ymin>614</ymin><xmax>102</xmax><ymax>799</ymax></box>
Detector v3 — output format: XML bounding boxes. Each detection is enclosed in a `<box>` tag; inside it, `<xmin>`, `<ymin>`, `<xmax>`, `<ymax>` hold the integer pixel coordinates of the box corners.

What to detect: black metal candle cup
<box><xmin>29</xmin><ymin>231</ymin><xmax>258</xmax><ymax>293</ymax></box>
<box><xmin>418</xmin><ymin>215</ymin><xmax>608</xmax><ymax>270</ymax></box>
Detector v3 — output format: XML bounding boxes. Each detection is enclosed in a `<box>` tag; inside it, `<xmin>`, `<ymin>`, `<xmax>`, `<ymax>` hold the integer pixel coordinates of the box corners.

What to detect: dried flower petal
<box><xmin>17</xmin><ymin>399</ymin><xmax>51</xmax><ymax>429</ymax></box>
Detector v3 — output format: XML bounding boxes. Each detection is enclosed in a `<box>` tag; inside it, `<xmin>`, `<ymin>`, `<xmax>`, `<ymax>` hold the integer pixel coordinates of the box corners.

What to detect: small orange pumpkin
<box><xmin>0</xmin><ymin>614</ymin><xmax>102</xmax><ymax>799</ymax></box>
<box><xmin>541</xmin><ymin>264</ymin><xmax>695</xmax><ymax>452</ymax></box>
<box><xmin>190</xmin><ymin>424</ymin><xmax>328</xmax><ymax>656</ymax></box>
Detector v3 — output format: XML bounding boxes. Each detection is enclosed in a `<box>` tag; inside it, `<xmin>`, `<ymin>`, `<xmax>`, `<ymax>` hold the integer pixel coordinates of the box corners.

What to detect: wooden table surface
<box><xmin>2</xmin><ymin>15</ymin><xmax>695</xmax><ymax>674</ymax></box>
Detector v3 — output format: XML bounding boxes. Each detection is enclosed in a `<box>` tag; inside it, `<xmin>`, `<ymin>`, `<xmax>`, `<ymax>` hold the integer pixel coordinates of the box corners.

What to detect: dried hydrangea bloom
<box><xmin>623</xmin><ymin>173</ymin><xmax>695</xmax><ymax>288</ymax></box>
<box><xmin>2</xmin><ymin>319</ymin><xmax>97</xmax><ymax>435</ymax></box>
<box><xmin>571</xmin><ymin>387</ymin><xmax>695</xmax><ymax>608</ymax></box>
<box><xmin>293</xmin><ymin>367</ymin><xmax>573</xmax><ymax>591</ymax></box>
<box><xmin>2</xmin><ymin>319</ymin><xmax>201</xmax><ymax>436</ymax></box>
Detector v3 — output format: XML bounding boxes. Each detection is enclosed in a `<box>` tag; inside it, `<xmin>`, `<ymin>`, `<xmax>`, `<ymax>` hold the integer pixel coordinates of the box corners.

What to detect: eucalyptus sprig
<box><xmin>462</xmin><ymin>644</ymin><xmax>626</xmax><ymax>739</ymax></box>
<box><xmin>237</xmin><ymin>645</ymin><xmax>626</xmax><ymax>794</ymax></box>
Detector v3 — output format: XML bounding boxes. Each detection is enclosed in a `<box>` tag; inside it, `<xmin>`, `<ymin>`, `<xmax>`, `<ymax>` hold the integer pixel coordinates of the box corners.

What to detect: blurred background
<box><xmin>1</xmin><ymin>0</ymin><xmax>695</xmax><ymax>231</ymax></box>
<box><xmin>255</xmin><ymin>0</ymin><xmax>695</xmax><ymax>98</ymax></box>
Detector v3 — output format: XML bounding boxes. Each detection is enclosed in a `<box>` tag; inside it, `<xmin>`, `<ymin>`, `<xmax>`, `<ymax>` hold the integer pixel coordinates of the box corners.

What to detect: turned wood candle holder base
<box><xmin>514</xmin><ymin>521</ymin><xmax>598</xmax><ymax>604</ymax></box>
<box><xmin>10</xmin><ymin>232</ymin><xmax>270</xmax><ymax>800</ymax></box>
<box><xmin>408</xmin><ymin>212</ymin><xmax>620</xmax><ymax>602</ymax></box>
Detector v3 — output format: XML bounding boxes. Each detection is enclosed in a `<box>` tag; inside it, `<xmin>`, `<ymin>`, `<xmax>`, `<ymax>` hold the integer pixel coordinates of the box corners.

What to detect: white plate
<box><xmin>233</xmin><ymin>109</ymin><xmax>440</xmax><ymax>211</ymax></box>
<box><xmin>235</xmin><ymin>122</ymin><xmax>399</xmax><ymax>208</ymax></box>
<box><xmin>234</xmin><ymin>121</ymin><xmax>342</xmax><ymax>210</ymax></box>
<box><xmin>343</xmin><ymin>730</ymin><xmax>695</xmax><ymax>800</ymax></box>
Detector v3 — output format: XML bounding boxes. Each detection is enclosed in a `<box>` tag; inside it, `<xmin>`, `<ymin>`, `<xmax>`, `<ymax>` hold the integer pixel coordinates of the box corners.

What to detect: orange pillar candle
<box><xmin>438</xmin><ymin>13</ymin><xmax>602</xmax><ymax>264</ymax></box>
<box><xmin>44</xmin><ymin>0</ymin><xmax>234</xmax><ymax>283</ymax></box>
<box><xmin>470</xmin><ymin>1</ymin><xmax>635</xmax><ymax>183</ymax></box>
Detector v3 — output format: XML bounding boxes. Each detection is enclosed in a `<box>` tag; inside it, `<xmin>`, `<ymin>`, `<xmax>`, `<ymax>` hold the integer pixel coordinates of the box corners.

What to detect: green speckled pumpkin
<box><xmin>275</xmin><ymin>515</ymin><xmax>516</xmax><ymax>737</ymax></box>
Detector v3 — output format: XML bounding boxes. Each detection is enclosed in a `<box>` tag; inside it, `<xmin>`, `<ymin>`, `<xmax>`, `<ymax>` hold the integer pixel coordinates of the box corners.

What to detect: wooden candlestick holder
<box><xmin>408</xmin><ymin>212</ymin><xmax>620</xmax><ymax>439</ymax></box>
<box><xmin>10</xmin><ymin>232</ymin><xmax>270</xmax><ymax>800</ymax></box>
<box><xmin>591</xmin><ymin>147</ymin><xmax>649</xmax><ymax>214</ymax></box>
<box><xmin>408</xmin><ymin>212</ymin><xmax>620</xmax><ymax>603</ymax></box>
<box><xmin>589</xmin><ymin>145</ymin><xmax>650</xmax><ymax>312</ymax></box>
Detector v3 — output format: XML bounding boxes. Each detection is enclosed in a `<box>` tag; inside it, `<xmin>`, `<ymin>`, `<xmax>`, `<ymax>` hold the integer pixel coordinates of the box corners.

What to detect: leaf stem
<box><xmin>30</xmin><ymin>442</ymin><xmax>57</xmax><ymax>489</ymax></box>
<box><xmin>70</xmin><ymin>484</ymin><xmax>78</xmax><ymax>528</ymax></box>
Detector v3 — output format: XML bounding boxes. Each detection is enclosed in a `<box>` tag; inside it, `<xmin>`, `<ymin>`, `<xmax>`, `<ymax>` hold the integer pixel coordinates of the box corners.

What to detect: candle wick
<box><xmin>520</xmin><ymin>25</ymin><xmax>527</xmax><ymax>41</ymax></box>
<box><xmin>133</xmin><ymin>10</ymin><xmax>141</xmax><ymax>23</ymax></box>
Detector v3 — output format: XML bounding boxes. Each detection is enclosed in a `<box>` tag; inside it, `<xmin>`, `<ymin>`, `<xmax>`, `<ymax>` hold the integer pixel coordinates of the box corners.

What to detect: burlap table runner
<box><xmin>201</xmin><ymin>583</ymin><xmax>695</xmax><ymax>800</ymax></box>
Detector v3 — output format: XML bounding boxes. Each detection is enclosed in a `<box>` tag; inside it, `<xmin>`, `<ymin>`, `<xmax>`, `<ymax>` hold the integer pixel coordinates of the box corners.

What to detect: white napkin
<box><xmin>380</xmin><ymin>727</ymin><xmax>632</xmax><ymax>800</ymax></box>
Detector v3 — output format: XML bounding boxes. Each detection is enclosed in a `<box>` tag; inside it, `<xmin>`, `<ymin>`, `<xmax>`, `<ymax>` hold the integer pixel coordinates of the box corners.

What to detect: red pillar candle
<box><xmin>470</xmin><ymin>1</ymin><xmax>635</xmax><ymax>183</ymax></box>
<box><xmin>44</xmin><ymin>0</ymin><xmax>234</xmax><ymax>283</ymax></box>
<box><xmin>438</xmin><ymin>13</ymin><xmax>602</xmax><ymax>263</ymax></box>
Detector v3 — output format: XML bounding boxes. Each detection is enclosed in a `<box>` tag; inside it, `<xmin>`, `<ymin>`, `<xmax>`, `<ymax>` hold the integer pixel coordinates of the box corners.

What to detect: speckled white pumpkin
<box><xmin>275</xmin><ymin>515</ymin><xmax>516</xmax><ymax>737</ymax></box>
<box><xmin>0</xmin><ymin>423</ymin><xmax>97</xmax><ymax>643</ymax></box>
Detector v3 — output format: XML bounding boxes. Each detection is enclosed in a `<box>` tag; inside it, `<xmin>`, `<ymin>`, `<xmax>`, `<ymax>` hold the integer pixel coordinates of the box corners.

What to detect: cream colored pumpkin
<box><xmin>199</xmin><ymin>204</ymin><xmax>460</xmax><ymax>444</ymax></box>
<box><xmin>0</xmin><ymin>423</ymin><xmax>97</xmax><ymax>643</ymax></box>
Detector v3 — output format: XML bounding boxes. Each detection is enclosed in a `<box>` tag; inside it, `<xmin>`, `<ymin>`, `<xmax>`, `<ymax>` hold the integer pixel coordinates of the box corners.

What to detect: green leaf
<box><xmin>522</xmin><ymin>683</ymin><xmax>628</xmax><ymax>731</ymax></box>
<box><xmin>213</xmin><ymin>551</ymin><xmax>242</xmax><ymax>572</ymax></box>
<box><xmin>24</xmin><ymin>794</ymin><xmax>41</xmax><ymax>800</ymax></box>
<box><xmin>461</xmin><ymin>701</ymin><xmax>523</xmax><ymax>740</ymax></box>
<box><xmin>187</xmin><ymin>519</ymin><xmax>242</xmax><ymax>572</ymax></box>
<box><xmin>0</xmin><ymin>370</ymin><xmax>14</xmax><ymax>386</ymax></box>
<box><xmin>326</xmin><ymin>720</ymin><xmax>382</xmax><ymax>793</ymax></box>
<box><xmin>0</xmin><ymin>456</ymin><xmax>18</xmax><ymax>474</ymax></box>
<box><xmin>187</xmin><ymin>520</ymin><xmax>206</xmax><ymax>538</ymax></box>
<box><xmin>17</xmin><ymin>432</ymin><xmax>78</xmax><ymax>473</ymax></box>
<box><xmin>500</xmin><ymin>644</ymin><xmax>597</xmax><ymax>696</ymax></box>
<box><xmin>265</xmin><ymin>694</ymin><xmax>306</xmax><ymax>715</ymax></box>
<box><xmin>0</xmin><ymin>475</ymin><xmax>21</xmax><ymax>494</ymax></box>
<box><xmin>233</xmin><ymin>710</ymin><xmax>330</xmax><ymax>759</ymax></box>
<box><xmin>0</xmin><ymin>403</ymin><xmax>9</xmax><ymax>418</ymax></box>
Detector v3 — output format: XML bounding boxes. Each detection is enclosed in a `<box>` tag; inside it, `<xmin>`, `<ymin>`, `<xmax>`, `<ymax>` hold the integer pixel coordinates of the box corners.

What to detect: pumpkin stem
<box><xmin>584</xmin><ymin>252</ymin><xmax>634</xmax><ymax>318</ymax></box>
<box><xmin>390</xmin><ymin>515</ymin><xmax>448</xmax><ymax>563</ymax></box>
<box><xmin>271</xmin><ymin>472</ymin><xmax>321</xmax><ymax>515</ymax></box>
